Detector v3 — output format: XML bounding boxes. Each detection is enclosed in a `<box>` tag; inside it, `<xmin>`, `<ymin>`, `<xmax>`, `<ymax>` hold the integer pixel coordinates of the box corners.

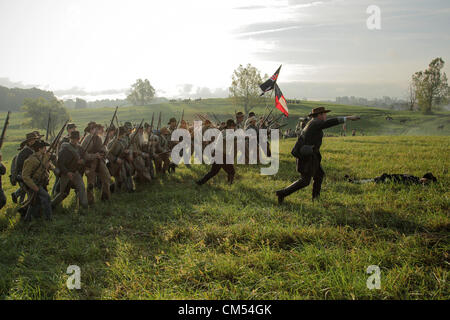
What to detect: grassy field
<box><xmin>0</xmin><ymin>100</ymin><xmax>449</xmax><ymax>299</ymax></box>
<box><xmin>1</xmin><ymin>98</ymin><xmax>449</xmax><ymax>160</ymax></box>
<box><xmin>0</xmin><ymin>134</ymin><xmax>448</xmax><ymax>299</ymax></box>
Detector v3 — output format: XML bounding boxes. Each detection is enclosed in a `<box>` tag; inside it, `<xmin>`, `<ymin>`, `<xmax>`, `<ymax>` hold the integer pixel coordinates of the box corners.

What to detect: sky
<box><xmin>0</xmin><ymin>0</ymin><xmax>449</xmax><ymax>101</ymax></box>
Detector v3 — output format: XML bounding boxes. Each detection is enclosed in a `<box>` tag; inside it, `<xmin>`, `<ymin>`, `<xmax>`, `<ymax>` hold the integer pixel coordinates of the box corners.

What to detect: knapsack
<box><xmin>291</xmin><ymin>119</ymin><xmax>314</xmax><ymax>159</ymax></box>
<box><xmin>9</xmin><ymin>155</ymin><xmax>18</xmax><ymax>186</ymax></box>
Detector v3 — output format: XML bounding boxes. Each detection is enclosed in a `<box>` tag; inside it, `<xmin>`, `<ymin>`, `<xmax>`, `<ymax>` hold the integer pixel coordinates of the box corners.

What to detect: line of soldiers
<box><xmin>4</xmin><ymin>117</ymin><xmax>182</xmax><ymax>221</ymax></box>
<box><xmin>0</xmin><ymin>110</ymin><xmax>281</xmax><ymax>219</ymax></box>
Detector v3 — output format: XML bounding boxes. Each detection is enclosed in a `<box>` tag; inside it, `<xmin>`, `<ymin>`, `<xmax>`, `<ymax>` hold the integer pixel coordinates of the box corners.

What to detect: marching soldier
<box><xmin>143</xmin><ymin>122</ymin><xmax>156</xmax><ymax>178</ymax></box>
<box><xmin>275</xmin><ymin>107</ymin><xmax>360</xmax><ymax>203</ymax></box>
<box><xmin>196</xmin><ymin>119</ymin><xmax>236</xmax><ymax>185</ymax></box>
<box><xmin>154</xmin><ymin>127</ymin><xmax>171</xmax><ymax>175</ymax></box>
<box><xmin>179</xmin><ymin>120</ymin><xmax>188</xmax><ymax>130</ymax></box>
<box><xmin>131</xmin><ymin>126</ymin><xmax>152</xmax><ymax>183</ymax></box>
<box><xmin>57</xmin><ymin>123</ymin><xmax>77</xmax><ymax>154</ymax></box>
<box><xmin>52</xmin><ymin>130</ymin><xmax>88</xmax><ymax>211</ymax></box>
<box><xmin>11</xmin><ymin>132</ymin><xmax>43</xmax><ymax>204</ymax></box>
<box><xmin>52</xmin><ymin>123</ymin><xmax>77</xmax><ymax>197</ymax></box>
<box><xmin>106</xmin><ymin>124</ymin><xmax>117</xmax><ymax>149</ymax></box>
<box><xmin>168</xmin><ymin>117</ymin><xmax>177</xmax><ymax>134</ymax></box>
<box><xmin>235</xmin><ymin>111</ymin><xmax>245</xmax><ymax>129</ymax></box>
<box><xmin>107</xmin><ymin>126</ymin><xmax>134</xmax><ymax>192</ymax></box>
<box><xmin>82</xmin><ymin>124</ymin><xmax>111</xmax><ymax>204</ymax></box>
<box><xmin>21</xmin><ymin>140</ymin><xmax>53</xmax><ymax>221</ymax></box>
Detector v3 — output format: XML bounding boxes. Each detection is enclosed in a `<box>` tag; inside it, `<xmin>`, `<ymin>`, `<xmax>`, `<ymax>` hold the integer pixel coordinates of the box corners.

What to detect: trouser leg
<box><xmin>277</xmin><ymin>173</ymin><xmax>312</xmax><ymax>198</ymax></box>
<box><xmin>154</xmin><ymin>157</ymin><xmax>162</xmax><ymax>174</ymax></box>
<box><xmin>24</xmin><ymin>200</ymin><xmax>39</xmax><ymax>222</ymax></box>
<box><xmin>122</xmin><ymin>162</ymin><xmax>134</xmax><ymax>192</ymax></box>
<box><xmin>98</xmin><ymin>161</ymin><xmax>111</xmax><ymax>200</ymax></box>
<box><xmin>51</xmin><ymin>176</ymin><xmax>70</xmax><ymax>208</ymax></box>
<box><xmin>162</xmin><ymin>155</ymin><xmax>170</xmax><ymax>174</ymax></box>
<box><xmin>134</xmin><ymin>156</ymin><xmax>151</xmax><ymax>182</ymax></box>
<box><xmin>86</xmin><ymin>160</ymin><xmax>98</xmax><ymax>205</ymax></box>
<box><xmin>312</xmin><ymin>166</ymin><xmax>324</xmax><ymax>199</ymax></box>
<box><xmin>0</xmin><ymin>188</ymin><xmax>6</xmax><ymax>209</ymax></box>
<box><xmin>37</xmin><ymin>187</ymin><xmax>52</xmax><ymax>220</ymax></box>
<box><xmin>147</xmin><ymin>157</ymin><xmax>155</xmax><ymax>178</ymax></box>
<box><xmin>73</xmin><ymin>172</ymin><xmax>88</xmax><ymax>209</ymax></box>
<box><xmin>223</xmin><ymin>164</ymin><xmax>235</xmax><ymax>184</ymax></box>
<box><xmin>51</xmin><ymin>176</ymin><xmax>60</xmax><ymax>197</ymax></box>
<box><xmin>197</xmin><ymin>164</ymin><xmax>221</xmax><ymax>185</ymax></box>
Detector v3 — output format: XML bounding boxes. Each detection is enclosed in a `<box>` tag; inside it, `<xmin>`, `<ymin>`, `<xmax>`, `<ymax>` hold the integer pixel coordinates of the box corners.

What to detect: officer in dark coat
<box><xmin>276</xmin><ymin>107</ymin><xmax>360</xmax><ymax>203</ymax></box>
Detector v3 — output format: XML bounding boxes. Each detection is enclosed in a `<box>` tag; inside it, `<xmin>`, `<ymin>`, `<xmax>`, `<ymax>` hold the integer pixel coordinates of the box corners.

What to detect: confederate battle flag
<box><xmin>259</xmin><ymin>65</ymin><xmax>281</xmax><ymax>95</ymax></box>
<box><xmin>274</xmin><ymin>83</ymin><xmax>288</xmax><ymax>117</ymax></box>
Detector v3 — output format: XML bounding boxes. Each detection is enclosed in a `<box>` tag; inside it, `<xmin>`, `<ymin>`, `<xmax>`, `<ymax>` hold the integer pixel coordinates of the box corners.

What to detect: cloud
<box><xmin>175</xmin><ymin>84</ymin><xmax>228</xmax><ymax>98</ymax></box>
<box><xmin>233</xmin><ymin>5</ymin><xmax>266</xmax><ymax>10</ymax></box>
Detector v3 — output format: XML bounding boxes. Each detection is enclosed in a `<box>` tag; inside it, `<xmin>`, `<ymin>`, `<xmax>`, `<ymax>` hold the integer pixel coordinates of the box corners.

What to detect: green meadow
<box><xmin>0</xmin><ymin>99</ymin><xmax>449</xmax><ymax>299</ymax></box>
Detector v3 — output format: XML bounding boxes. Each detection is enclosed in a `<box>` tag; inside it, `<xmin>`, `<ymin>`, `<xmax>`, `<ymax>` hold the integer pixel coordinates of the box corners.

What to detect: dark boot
<box><xmin>275</xmin><ymin>190</ymin><xmax>285</xmax><ymax>205</ymax></box>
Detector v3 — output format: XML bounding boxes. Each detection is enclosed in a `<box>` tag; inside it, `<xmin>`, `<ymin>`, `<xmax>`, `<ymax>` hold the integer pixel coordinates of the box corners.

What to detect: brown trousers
<box><xmin>86</xmin><ymin>159</ymin><xmax>111</xmax><ymax>203</ymax></box>
<box><xmin>197</xmin><ymin>163</ymin><xmax>235</xmax><ymax>185</ymax></box>
<box><xmin>154</xmin><ymin>153</ymin><xmax>170</xmax><ymax>174</ymax></box>
<box><xmin>133</xmin><ymin>156</ymin><xmax>152</xmax><ymax>182</ymax></box>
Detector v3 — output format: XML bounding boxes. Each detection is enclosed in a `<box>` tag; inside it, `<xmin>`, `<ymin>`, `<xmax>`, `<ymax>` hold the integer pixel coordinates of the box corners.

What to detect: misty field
<box><xmin>0</xmin><ymin>134</ymin><xmax>448</xmax><ymax>299</ymax></box>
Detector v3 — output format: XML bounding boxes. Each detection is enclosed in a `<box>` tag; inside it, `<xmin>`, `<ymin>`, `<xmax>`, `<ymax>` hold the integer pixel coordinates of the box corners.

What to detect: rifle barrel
<box><xmin>0</xmin><ymin>111</ymin><xmax>11</xmax><ymax>150</ymax></box>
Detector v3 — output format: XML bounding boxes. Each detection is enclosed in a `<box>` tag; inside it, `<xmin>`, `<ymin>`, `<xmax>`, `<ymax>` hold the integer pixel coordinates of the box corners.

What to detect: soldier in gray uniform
<box><xmin>52</xmin><ymin>131</ymin><xmax>88</xmax><ymax>211</ymax></box>
<box><xmin>276</xmin><ymin>107</ymin><xmax>360</xmax><ymax>203</ymax></box>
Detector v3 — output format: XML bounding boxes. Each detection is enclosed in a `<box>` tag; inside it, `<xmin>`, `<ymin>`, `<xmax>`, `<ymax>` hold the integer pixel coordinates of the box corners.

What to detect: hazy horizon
<box><xmin>1</xmin><ymin>0</ymin><xmax>449</xmax><ymax>102</ymax></box>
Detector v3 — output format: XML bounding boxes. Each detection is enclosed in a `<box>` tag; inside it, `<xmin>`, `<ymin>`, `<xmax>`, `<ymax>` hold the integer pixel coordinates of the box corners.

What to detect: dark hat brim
<box><xmin>20</xmin><ymin>134</ymin><xmax>43</xmax><ymax>145</ymax></box>
<box><xmin>309</xmin><ymin>109</ymin><xmax>331</xmax><ymax>116</ymax></box>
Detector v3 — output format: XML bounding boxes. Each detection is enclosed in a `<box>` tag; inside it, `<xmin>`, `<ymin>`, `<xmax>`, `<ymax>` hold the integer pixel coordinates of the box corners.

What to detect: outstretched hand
<box><xmin>347</xmin><ymin>115</ymin><xmax>361</xmax><ymax>121</ymax></box>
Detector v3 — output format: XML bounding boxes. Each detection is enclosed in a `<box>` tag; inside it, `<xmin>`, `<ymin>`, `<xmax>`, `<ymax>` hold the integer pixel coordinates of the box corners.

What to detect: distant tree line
<box><xmin>335</xmin><ymin>96</ymin><xmax>407</xmax><ymax>110</ymax></box>
<box><xmin>63</xmin><ymin>98</ymin><xmax>129</xmax><ymax>109</ymax></box>
<box><xmin>0</xmin><ymin>86</ymin><xmax>55</xmax><ymax>112</ymax></box>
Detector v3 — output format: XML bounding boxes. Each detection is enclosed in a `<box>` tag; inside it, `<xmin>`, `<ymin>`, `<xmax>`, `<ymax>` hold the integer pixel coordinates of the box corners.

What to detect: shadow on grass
<box><xmin>0</xmin><ymin>177</ymin><xmax>202</xmax><ymax>299</ymax></box>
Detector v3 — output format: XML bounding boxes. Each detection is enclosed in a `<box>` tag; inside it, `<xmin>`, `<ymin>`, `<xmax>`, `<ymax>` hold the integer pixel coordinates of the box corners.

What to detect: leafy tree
<box><xmin>229</xmin><ymin>64</ymin><xmax>267</xmax><ymax>116</ymax></box>
<box><xmin>75</xmin><ymin>97</ymin><xmax>88</xmax><ymax>109</ymax></box>
<box><xmin>127</xmin><ymin>79</ymin><xmax>155</xmax><ymax>106</ymax></box>
<box><xmin>412</xmin><ymin>58</ymin><xmax>449</xmax><ymax>114</ymax></box>
<box><xmin>22</xmin><ymin>97</ymin><xmax>70</xmax><ymax>139</ymax></box>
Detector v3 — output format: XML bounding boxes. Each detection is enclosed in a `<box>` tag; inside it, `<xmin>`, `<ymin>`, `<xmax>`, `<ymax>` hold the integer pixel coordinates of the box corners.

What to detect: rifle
<box><xmin>124</xmin><ymin>119</ymin><xmax>144</xmax><ymax>156</ymax></box>
<box><xmin>103</xmin><ymin>106</ymin><xmax>119</xmax><ymax>147</ymax></box>
<box><xmin>157</xmin><ymin>112</ymin><xmax>162</xmax><ymax>131</ymax></box>
<box><xmin>115</xmin><ymin>112</ymin><xmax>120</xmax><ymax>128</ymax></box>
<box><xmin>45</xmin><ymin>111</ymin><xmax>51</xmax><ymax>141</ymax></box>
<box><xmin>177</xmin><ymin>109</ymin><xmax>184</xmax><ymax>128</ymax></box>
<box><xmin>267</xmin><ymin>113</ymin><xmax>284</xmax><ymax>128</ymax></box>
<box><xmin>48</xmin><ymin>120</ymin><xmax>69</xmax><ymax>155</ymax></box>
<box><xmin>259</xmin><ymin>107</ymin><xmax>274</xmax><ymax>130</ymax></box>
<box><xmin>0</xmin><ymin>111</ymin><xmax>11</xmax><ymax>150</ymax></box>
<box><xmin>150</xmin><ymin>112</ymin><xmax>155</xmax><ymax>132</ymax></box>
<box><xmin>211</xmin><ymin>112</ymin><xmax>220</xmax><ymax>124</ymax></box>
